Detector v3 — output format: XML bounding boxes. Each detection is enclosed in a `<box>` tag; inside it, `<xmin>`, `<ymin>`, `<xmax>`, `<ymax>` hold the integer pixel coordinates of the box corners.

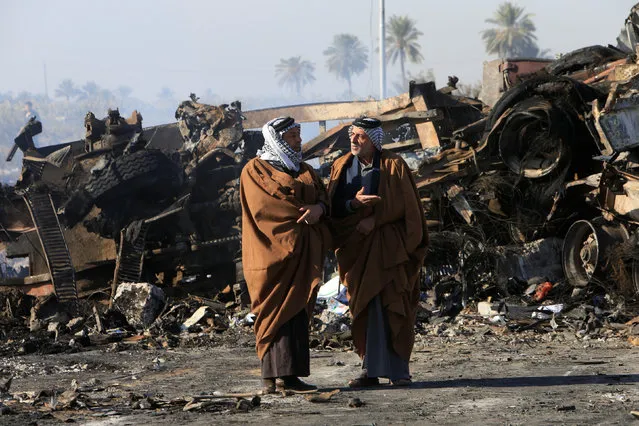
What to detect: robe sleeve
<box><xmin>240</xmin><ymin>165</ymin><xmax>301</xmax><ymax>264</ymax></box>
<box><xmin>308</xmin><ymin>166</ymin><xmax>330</xmax><ymax>213</ymax></box>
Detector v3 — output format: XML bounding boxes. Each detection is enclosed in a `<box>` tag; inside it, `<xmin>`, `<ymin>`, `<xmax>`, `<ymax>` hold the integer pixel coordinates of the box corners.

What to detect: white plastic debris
<box><xmin>244</xmin><ymin>313</ymin><xmax>256</xmax><ymax>325</ymax></box>
<box><xmin>531</xmin><ymin>303</ymin><xmax>564</xmax><ymax>320</ymax></box>
<box><xmin>317</xmin><ymin>275</ymin><xmax>341</xmax><ymax>301</ymax></box>
<box><xmin>181</xmin><ymin>306</ymin><xmax>209</xmax><ymax>331</ymax></box>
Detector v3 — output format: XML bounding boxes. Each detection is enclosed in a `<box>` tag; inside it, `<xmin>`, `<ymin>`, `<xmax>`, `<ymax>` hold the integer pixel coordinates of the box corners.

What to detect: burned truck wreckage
<box><xmin>5</xmin><ymin>8</ymin><xmax>639</xmax><ymax>318</ymax></box>
<box><xmin>1</xmin><ymin>97</ymin><xmax>249</xmax><ymax>305</ymax></box>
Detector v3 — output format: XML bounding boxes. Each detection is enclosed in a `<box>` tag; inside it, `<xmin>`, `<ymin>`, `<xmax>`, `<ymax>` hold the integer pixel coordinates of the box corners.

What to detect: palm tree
<box><xmin>99</xmin><ymin>89</ymin><xmax>116</xmax><ymax>105</ymax></box>
<box><xmin>386</xmin><ymin>15</ymin><xmax>424</xmax><ymax>86</ymax></box>
<box><xmin>80</xmin><ymin>81</ymin><xmax>100</xmax><ymax>100</ymax></box>
<box><xmin>157</xmin><ymin>87</ymin><xmax>176</xmax><ymax>110</ymax></box>
<box><xmin>275</xmin><ymin>56</ymin><xmax>316</xmax><ymax>97</ymax></box>
<box><xmin>324</xmin><ymin>34</ymin><xmax>368</xmax><ymax>99</ymax></box>
<box><xmin>54</xmin><ymin>79</ymin><xmax>79</xmax><ymax>101</ymax></box>
<box><xmin>521</xmin><ymin>43</ymin><xmax>552</xmax><ymax>59</ymax></box>
<box><xmin>481</xmin><ymin>2</ymin><xmax>538</xmax><ymax>58</ymax></box>
<box><xmin>158</xmin><ymin>87</ymin><xmax>175</xmax><ymax>101</ymax></box>
<box><xmin>115</xmin><ymin>86</ymin><xmax>133</xmax><ymax>105</ymax></box>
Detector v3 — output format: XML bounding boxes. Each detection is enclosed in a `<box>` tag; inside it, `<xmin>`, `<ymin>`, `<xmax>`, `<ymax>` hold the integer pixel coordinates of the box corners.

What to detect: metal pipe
<box><xmin>379</xmin><ymin>0</ymin><xmax>386</xmax><ymax>100</ymax></box>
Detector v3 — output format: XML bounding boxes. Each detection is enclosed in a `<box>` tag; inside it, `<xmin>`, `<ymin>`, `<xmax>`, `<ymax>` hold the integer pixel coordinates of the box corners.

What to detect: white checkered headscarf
<box><xmin>258</xmin><ymin>117</ymin><xmax>302</xmax><ymax>172</ymax></box>
<box><xmin>349</xmin><ymin>117</ymin><xmax>384</xmax><ymax>151</ymax></box>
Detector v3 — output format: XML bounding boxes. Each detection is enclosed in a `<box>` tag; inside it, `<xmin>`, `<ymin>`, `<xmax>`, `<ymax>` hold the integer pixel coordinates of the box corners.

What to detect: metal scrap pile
<box><xmin>290</xmin><ymin>3</ymin><xmax>639</xmax><ymax>320</ymax></box>
<box><xmin>0</xmin><ymin>97</ymin><xmax>252</xmax><ymax>314</ymax></box>
<box><xmin>4</xmin><ymin>4</ymin><xmax>639</xmax><ymax>337</ymax></box>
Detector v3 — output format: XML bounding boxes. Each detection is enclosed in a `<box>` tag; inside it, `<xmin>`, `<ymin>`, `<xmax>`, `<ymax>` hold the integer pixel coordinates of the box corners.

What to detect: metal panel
<box><xmin>599</xmin><ymin>95</ymin><xmax>639</xmax><ymax>151</ymax></box>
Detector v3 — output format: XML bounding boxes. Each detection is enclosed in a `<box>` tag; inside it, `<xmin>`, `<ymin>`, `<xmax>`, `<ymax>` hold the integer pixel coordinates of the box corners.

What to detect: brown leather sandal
<box><xmin>262</xmin><ymin>378</ymin><xmax>277</xmax><ymax>394</ymax></box>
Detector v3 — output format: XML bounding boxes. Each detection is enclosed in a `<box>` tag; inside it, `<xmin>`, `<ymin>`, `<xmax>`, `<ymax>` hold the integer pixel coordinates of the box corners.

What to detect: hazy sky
<box><xmin>1</xmin><ymin>0</ymin><xmax>637</xmax><ymax>104</ymax></box>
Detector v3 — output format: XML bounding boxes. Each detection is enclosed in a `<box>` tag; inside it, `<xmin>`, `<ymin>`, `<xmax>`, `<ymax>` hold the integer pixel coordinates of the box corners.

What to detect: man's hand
<box><xmin>356</xmin><ymin>216</ymin><xmax>375</xmax><ymax>235</ymax></box>
<box><xmin>350</xmin><ymin>187</ymin><xmax>381</xmax><ymax>209</ymax></box>
<box><xmin>297</xmin><ymin>204</ymin><xmax>324</xmax><ymax>225</ymax></box>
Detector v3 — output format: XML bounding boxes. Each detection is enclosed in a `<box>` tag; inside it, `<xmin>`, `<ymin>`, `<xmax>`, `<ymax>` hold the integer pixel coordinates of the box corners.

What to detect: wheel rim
<box><xmin>562</xmin><ymin>219</ymin><xmax>629</xmax><ymax>287</ymax></box>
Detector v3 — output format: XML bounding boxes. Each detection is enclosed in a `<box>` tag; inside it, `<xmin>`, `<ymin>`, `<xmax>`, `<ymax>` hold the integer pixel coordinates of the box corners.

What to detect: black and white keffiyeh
<box><xmin>349</xmin><ymin>117</ymin><xmax>384</xmax><ymax>151</ymax></box>
<box><xmin>258</xmin><ymin>116</ymin><xmax>302</xmax><ymax>172</ymax></box>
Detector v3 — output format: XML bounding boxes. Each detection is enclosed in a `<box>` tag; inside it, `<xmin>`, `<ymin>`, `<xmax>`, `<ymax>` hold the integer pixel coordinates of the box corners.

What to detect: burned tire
<box><xmin>487</xmin><ymin>76</ymin><xmax>604</xmax><ymax>182</ymax></box>
<box><xmin>546</xmin><ymin>45</ymin><xmax>626</xmax><ymax>76</ymax></box>
<box><xmin>496</xmin><ymin>97</ymin><xmax>573</xmax><ymax>179</ymax></box>
<box><xmin>487</xmin><ymin>76</ymin><xmax>602</xmax><ymax>132</ymax></box>
<box><xmin>63</xmin><ymin>150</ymin><xmax>183</xmax><ymax>227</ymax></box>
<box><xmin>86</xmin><ymin>149</ymin><xmax>183</xmax><ymax>203</ymax></box>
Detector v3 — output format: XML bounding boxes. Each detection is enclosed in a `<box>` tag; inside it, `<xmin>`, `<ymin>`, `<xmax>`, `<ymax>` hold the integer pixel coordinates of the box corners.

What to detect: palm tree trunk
<box><xmin>347</xmin><ymin>76</ymin><xmax>352</xmax><ymax>100</ymax></box>
<box><xmin>296</xmin><ymin>79</ymin><xmax>301</xmax><ymax>98</ymax></box>
<box><xmin>400</xmin><ymin>53</ymin><xmax>406</xmax><ymax>86</ymax></box>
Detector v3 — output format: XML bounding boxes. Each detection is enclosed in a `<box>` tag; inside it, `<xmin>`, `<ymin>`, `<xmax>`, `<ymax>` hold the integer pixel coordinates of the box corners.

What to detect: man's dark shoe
<box><xmin>390</xmin><ymin>378</ymin><xmax>412</xmax><ymax>387</ymax></box>
<box><xmin>347</xmin><ymin>376</ymin><xmax>380</xmax><ymax>388</ymax></box>
<box><xmin>278</xmin><ymin>376</ymin><xmax>317</xmax><ymax>392</ymax></box>
<box><xmin>262</xmin><ymin>378</ymin><xmax>277</xmax><ymax>394</ymax></box>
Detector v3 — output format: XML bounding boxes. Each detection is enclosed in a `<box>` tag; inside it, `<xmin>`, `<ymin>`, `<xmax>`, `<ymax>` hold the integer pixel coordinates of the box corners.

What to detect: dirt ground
<box><xmin>2</xmin><ymin>326</ymin><xmax>639</xmax><ymax>425</ymax></box>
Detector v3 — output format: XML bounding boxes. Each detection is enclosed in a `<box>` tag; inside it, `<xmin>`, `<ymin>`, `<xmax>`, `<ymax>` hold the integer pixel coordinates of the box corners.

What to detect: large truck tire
<box><xmin>86</xmin><ymin>149</ymin><xmax>183</xmax><ymax>203</ymax></box>
<box><xmin>545</xmin><ymin>45</ymin><xmax>626</xmax><ymax>76</ymax></box>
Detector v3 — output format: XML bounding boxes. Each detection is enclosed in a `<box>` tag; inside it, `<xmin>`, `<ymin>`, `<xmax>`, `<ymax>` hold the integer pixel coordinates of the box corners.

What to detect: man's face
<box><xmin>282</xmin><ymin>127</ymin><xmax>302</xmax><ymax>152</ymax></box>
<box><xmin>350</xmin><ymin>127</ymin><xmax>376</xmax><ymax>158</ymax></box>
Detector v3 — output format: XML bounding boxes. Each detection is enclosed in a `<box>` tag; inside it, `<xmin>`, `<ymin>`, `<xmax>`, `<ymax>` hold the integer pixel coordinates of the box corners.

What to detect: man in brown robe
<box><xmin>240</xmin><ymin>117</ymin><xmax>331</xmax><ymax>393</ymax></box>
<box><xmin>328</xmin><ymin>117</ymin><xmax>428</xmax><ymax>387</ymax></box>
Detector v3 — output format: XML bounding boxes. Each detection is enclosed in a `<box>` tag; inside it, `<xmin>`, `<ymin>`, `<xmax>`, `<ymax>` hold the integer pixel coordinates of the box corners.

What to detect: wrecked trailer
<box><xmin>409</xmin><ymin>4</ymin><xmax>639</xmax><ymax>297</ymax></box>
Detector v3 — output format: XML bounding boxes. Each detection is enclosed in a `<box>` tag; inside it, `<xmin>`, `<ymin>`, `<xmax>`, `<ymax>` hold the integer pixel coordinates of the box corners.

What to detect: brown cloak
<box><xmin>240</xmin><ymin>158</ymin><xmax>331</xmax><ymax>360</ymax></box>
<box><xmin>328</xmin><ymin>150</ymin><xmax>428</xmax><ymax>361</ymax></box>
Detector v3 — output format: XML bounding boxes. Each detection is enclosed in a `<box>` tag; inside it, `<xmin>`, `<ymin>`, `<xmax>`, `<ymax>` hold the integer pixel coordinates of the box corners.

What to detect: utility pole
<box><xmin>379</xmin><ymin>0</ymin><xmax>386</xmax><ymax>100</ymax></box>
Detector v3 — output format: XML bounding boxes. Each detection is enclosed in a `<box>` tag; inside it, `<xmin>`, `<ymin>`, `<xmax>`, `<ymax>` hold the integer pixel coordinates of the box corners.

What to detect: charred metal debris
<box><xmin>5</xmin><ymin>6</ymin><xmax>639</xmax><ymax>340</ymax></box>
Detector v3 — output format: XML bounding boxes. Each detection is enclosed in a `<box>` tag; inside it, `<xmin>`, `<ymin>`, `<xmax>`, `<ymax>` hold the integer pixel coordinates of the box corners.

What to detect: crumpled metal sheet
<box><xmin>175</xmin><ymin>99</ymin><xmax>244</xmax><ymax>158</ymax></box>
<box><xmin>598</xmin><ymin>93</ymin><xmax>639</xmax><ymax>152</ymax></box>
<box><xmin>617</xmin><ymin>2</ymin><xmax>639</xmax><ymax>53</ymax></box>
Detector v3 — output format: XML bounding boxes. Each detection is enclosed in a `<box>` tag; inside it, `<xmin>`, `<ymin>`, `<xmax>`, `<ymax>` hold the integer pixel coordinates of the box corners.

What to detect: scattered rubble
<box><xmin>3</xmin><ymin>4</ymin><xmax>639</xmax><ymax>423</ymax></box>
<box><xmin>112</xmin><ymin>282</ymin><xmax>165</xmax><ymax>329</ymax></box>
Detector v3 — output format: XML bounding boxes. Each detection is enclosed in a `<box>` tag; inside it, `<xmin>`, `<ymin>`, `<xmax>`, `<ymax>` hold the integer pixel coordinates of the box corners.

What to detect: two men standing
<box><xmin>240</xmin><ymin>116</ymin><xmax>428</xmax><ymax>392</ymax></box>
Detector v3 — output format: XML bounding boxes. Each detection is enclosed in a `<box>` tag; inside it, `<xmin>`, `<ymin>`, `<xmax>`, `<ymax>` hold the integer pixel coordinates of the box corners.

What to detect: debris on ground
<box><xmin>304</xmin><ymin>389</ymin><xmax>340</xmax><ymax>403</ymax></box>
<box><xmin>112</xmin><ymin>283</ymin><xmax>165</xmax><ymax>329</ymax></box>
<box><xmin>3</xmin><ymin>4</ymin><xmax>639</xmax><ymax>423</ymax></box>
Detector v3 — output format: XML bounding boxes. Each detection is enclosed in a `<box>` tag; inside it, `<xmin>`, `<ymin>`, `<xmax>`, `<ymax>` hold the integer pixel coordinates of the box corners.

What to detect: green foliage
<box><xmin>386</xmin><ymin>15</ymin><xmax>424</xmax><ymax>85</ymax></box>
<box><xmin>116</xmin><ymin>86</ymin><xmax>133</xmax><ymax>102</ymax></box>
<box><xmin>158</xmin><ymin>87</ymin><xmax>175</xmax><ymax>101</ymax></box>
<box><xmin>481</xmin><ymin>2</ymin><xmax>549</xmax><ymax>58</ymax></box>
<box><xmin>275</xmin><ymin>56</ymin><xmax>316</xmax><ymax>97</ymax></box>
<box><xmin>323</xmin><ymin>34</ymin><xmax>368</xmax><ymax>99</ymax></box>
<box><xmin>54</xmin><ymin>79</ymin><xmax>80</xmax><ymax>101</ymax></box>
